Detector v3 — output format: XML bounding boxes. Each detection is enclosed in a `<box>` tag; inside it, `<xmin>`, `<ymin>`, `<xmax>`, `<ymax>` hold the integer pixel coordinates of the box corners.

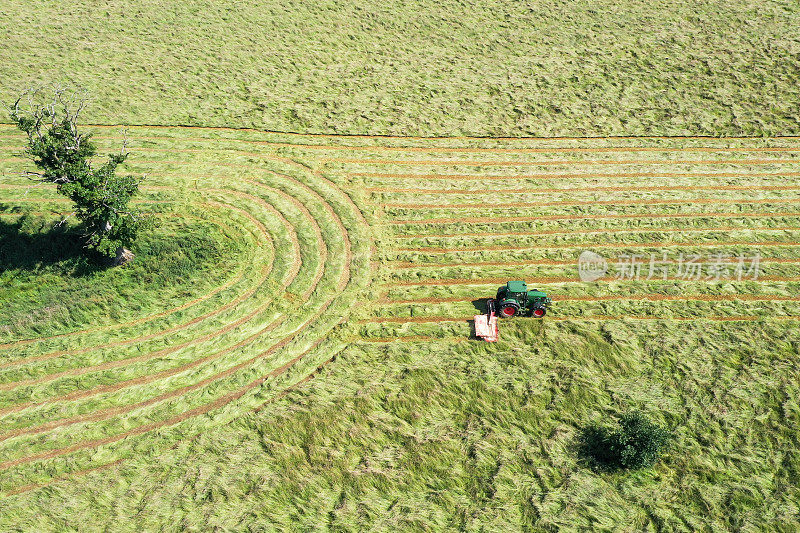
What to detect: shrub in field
<box><xmin>10</xmin><ymin>86</ymin><xmax>147</xmax><ymax>263</ymax></box>
<box><xmin>580</xmin><ymin>411</ymin><xmax>670</xmax><ymax>471</ymax></box>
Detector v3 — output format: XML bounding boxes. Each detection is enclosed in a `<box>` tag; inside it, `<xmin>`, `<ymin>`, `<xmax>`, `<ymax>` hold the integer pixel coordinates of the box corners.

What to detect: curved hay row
<box><xmin>0</xmin><ymin>202</ymin><xmax>260</xmax><ymax>351</ymax></box>
<box><xmin>0</xmin><ymin>175</ymin><xmax>356</xmax><ymax>475</ymax></box>
<box><xmin>0</xmin><ymin>185</ymin><xmax>320</xmax><ymax>429</ymax></box>
<box><xmin>0</xmin><ymin>198</ymin><xmax>280</xmax><ymax>371</ymax></box>
<box><xmin>0</xmin><ymin>147</ymin><xmax>369</xmax><ymax>492</ymax></box>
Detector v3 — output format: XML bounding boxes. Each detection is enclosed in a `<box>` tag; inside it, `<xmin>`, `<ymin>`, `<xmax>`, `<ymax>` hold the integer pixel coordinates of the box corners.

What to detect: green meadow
<box><xmin>1</xmin><ymin>0</ymin><xmax>799</xmax><ymax>137</ymax></box>
<box><xmin>0</xmin><ymin>1</ymin><xmax>799</xmax><ymax>530</ymax></box>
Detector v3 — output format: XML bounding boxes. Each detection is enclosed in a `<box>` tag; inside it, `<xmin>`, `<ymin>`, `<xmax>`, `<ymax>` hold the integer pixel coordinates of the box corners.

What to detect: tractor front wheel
<box><xmin>532</xmin><ymin>308</ymin><xmax>546</xmax><ymax>318</ymax></box>
<box><xmin>499</xmin><ymin>303</ymin><xmax>519</xmax><ymax>317</ymax></box>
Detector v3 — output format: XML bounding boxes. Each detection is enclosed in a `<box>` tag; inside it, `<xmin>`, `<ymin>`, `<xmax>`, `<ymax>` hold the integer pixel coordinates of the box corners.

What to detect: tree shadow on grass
<box><xmin>0</xmin><ymin>216</ymin><xmax>106</xmax><ymax>276</ymax></box>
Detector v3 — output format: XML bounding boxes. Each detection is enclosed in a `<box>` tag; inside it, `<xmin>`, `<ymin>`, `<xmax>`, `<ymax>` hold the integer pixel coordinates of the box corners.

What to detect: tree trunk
<box><xmin>113</xmin><ymin>246</ymin><xmax>134</xmax><ymax>266</ymax></box>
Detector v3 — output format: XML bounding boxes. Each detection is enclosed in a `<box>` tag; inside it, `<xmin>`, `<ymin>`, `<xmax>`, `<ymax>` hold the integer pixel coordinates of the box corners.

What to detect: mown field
<box><xmin>0</xmin><ymin>127</ymin><xmax>798</xmax><ymax>529</ymax></box>
<box><xmin>2</xmin><ymin>0</ymin><xmax>800</xmax><ymax>137</ymax></box>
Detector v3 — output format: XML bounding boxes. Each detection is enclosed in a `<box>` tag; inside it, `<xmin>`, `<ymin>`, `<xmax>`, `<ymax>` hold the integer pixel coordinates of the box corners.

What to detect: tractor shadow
<box><xmin>469</xmin><ymin>298</ymin><xmax>491</xmax><ymax>340</ymax></box>
<box><xmin>471</xmin><ymin>298</ymin><xmax>490</xmax><ymax>313</ymax></box>
<box><xmin>0</xmin><ymin>216</ymin><xmax>105</xmax><ymax>276</ymax></box>
<box><xmin>468</xmin><ymin>317</ymin><xmax>478</xmax><ymax>340</ymax></box>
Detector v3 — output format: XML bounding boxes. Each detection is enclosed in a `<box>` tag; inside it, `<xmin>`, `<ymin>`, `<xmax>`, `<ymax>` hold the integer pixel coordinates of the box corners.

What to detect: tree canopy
<box><xmin>10</xmin><ymin>86</ymin><xmax>147</xmax><ymax>261</ymax></box>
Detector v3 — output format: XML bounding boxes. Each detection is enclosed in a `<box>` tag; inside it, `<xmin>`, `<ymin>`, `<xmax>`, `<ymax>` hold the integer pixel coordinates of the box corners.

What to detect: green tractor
<box><xmin>489</xmin><ymin>280</ymin><xmax>551</xmax><ymax>318</ymax></box>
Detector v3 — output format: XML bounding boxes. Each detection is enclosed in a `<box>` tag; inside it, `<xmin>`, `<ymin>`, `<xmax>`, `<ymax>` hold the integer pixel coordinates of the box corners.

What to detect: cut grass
<box><xmin>3</xmin><ymin>320</ymin><xmax>797</xmax><ymax>531</ymax></box>
<box><xmin>0</xmin><ymin>126</ymin><xmax>374</xmax><ymax>495</ymax></box>
<box><xmin>1</xmin><ymin>127</ymin><xmax>799</xmax><ymax>531</ymax></box>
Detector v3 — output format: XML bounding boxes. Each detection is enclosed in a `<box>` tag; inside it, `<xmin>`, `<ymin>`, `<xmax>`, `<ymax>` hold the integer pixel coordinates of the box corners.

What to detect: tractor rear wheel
<box><xmin>499</xmin><ymin>302</ymin><xmax>519</xmax><ymax>317</ymax></box>
<box><xmin>532</xmin><ymin>308</ymin><xmax>546</xmax><ymax>318</ymax></box>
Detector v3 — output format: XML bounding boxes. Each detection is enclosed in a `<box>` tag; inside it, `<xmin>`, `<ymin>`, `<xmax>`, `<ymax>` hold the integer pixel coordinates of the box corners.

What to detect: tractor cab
<box><xmin>495</xmin><ymin>280</ymin><xmax>551</xmax><ymax>318</ymax></box>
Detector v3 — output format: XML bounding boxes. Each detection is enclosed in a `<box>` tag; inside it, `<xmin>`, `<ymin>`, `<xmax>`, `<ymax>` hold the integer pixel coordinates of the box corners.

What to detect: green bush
<box><xmin>580</xmin><ymin>411</ymin><xmax>671</xmax><ymax>471</ymax></box>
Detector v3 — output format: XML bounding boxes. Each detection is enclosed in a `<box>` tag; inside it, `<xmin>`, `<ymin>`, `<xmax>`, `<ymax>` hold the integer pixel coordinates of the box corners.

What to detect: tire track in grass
<box><xmin>2</xmin><ymin>121</ymin><xmax>799</xmax><ymax>141</ymax></box>
<box><xmin>393</xmin><ymin>225</ymin><xmax>800</xmax><ymax>239</ymax></box>
<box><xmin>363</xmin><ymin>315</ymin><xmax>800</xmax><ymax>324</ymax></box>
<box><xmin>382</xmin><ymin>294</ymin><xmax>800</xmax><ymax>304</ymax></box>
<box><xmin>0</xmin><ymin>198</ymin><xmax>280</xmax><ymax>371</ymax></box>
<box><xmin>392</xmin><ymin>257</ymin><xmax>800</xmax><ymax>268</ymax></box>
<box><xmin>392</xmin><ymin>276</ymin><xmax>800</xmax><ymax>287</ymax></box>
<box><xmin>389</xmin><ymin>212</ymin><xmax>800</xmax><ymax>225</ymax></box>
<box><xmin>395</xmin><ymin>241</ymin><xmax>800</xmax><ymax>253</ymax></box>
<box><xmin>50</xmin><ymin>135</ymin><xmax>800</xmax><ymax>154</ymax></box>
<box><xmin>0</xmin><ymin>159</ymin><xmax>360</xmax><ymax>476</ymax></box>
<box><xmin>382</xmin><ymin>198</ymin><xmax>800</xmax><ymax>209</ymax></box>
<box><xmin>323</xmin><ymin>157</ymin><xmax>800</xmax><ymax>166</ymax></box>
<box><xmin>351</xmin><ymin>171</ymin><xmax>800</xmax><ymax>181</ymax></box>
<box><xmin>369</xmin><ymin>185</ymin><xmax>800</xmax><ymax>194</ymax></box>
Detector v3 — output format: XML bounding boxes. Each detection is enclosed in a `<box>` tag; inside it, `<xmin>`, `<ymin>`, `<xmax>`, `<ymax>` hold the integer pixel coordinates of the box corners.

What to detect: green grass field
<box><xmin>1</xmin><ymin>0</ymin><xmax>799</xmax><ymax>137</ymax></box>
<box><xmin>1</xmin><ymin>128</ymin><xmax>798</xmax><ymax>530</ymax></box>
<box><xmin>2</xmin><ymin>0</ymin><xmax>800</xmax><ymax>530</ymax></box>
